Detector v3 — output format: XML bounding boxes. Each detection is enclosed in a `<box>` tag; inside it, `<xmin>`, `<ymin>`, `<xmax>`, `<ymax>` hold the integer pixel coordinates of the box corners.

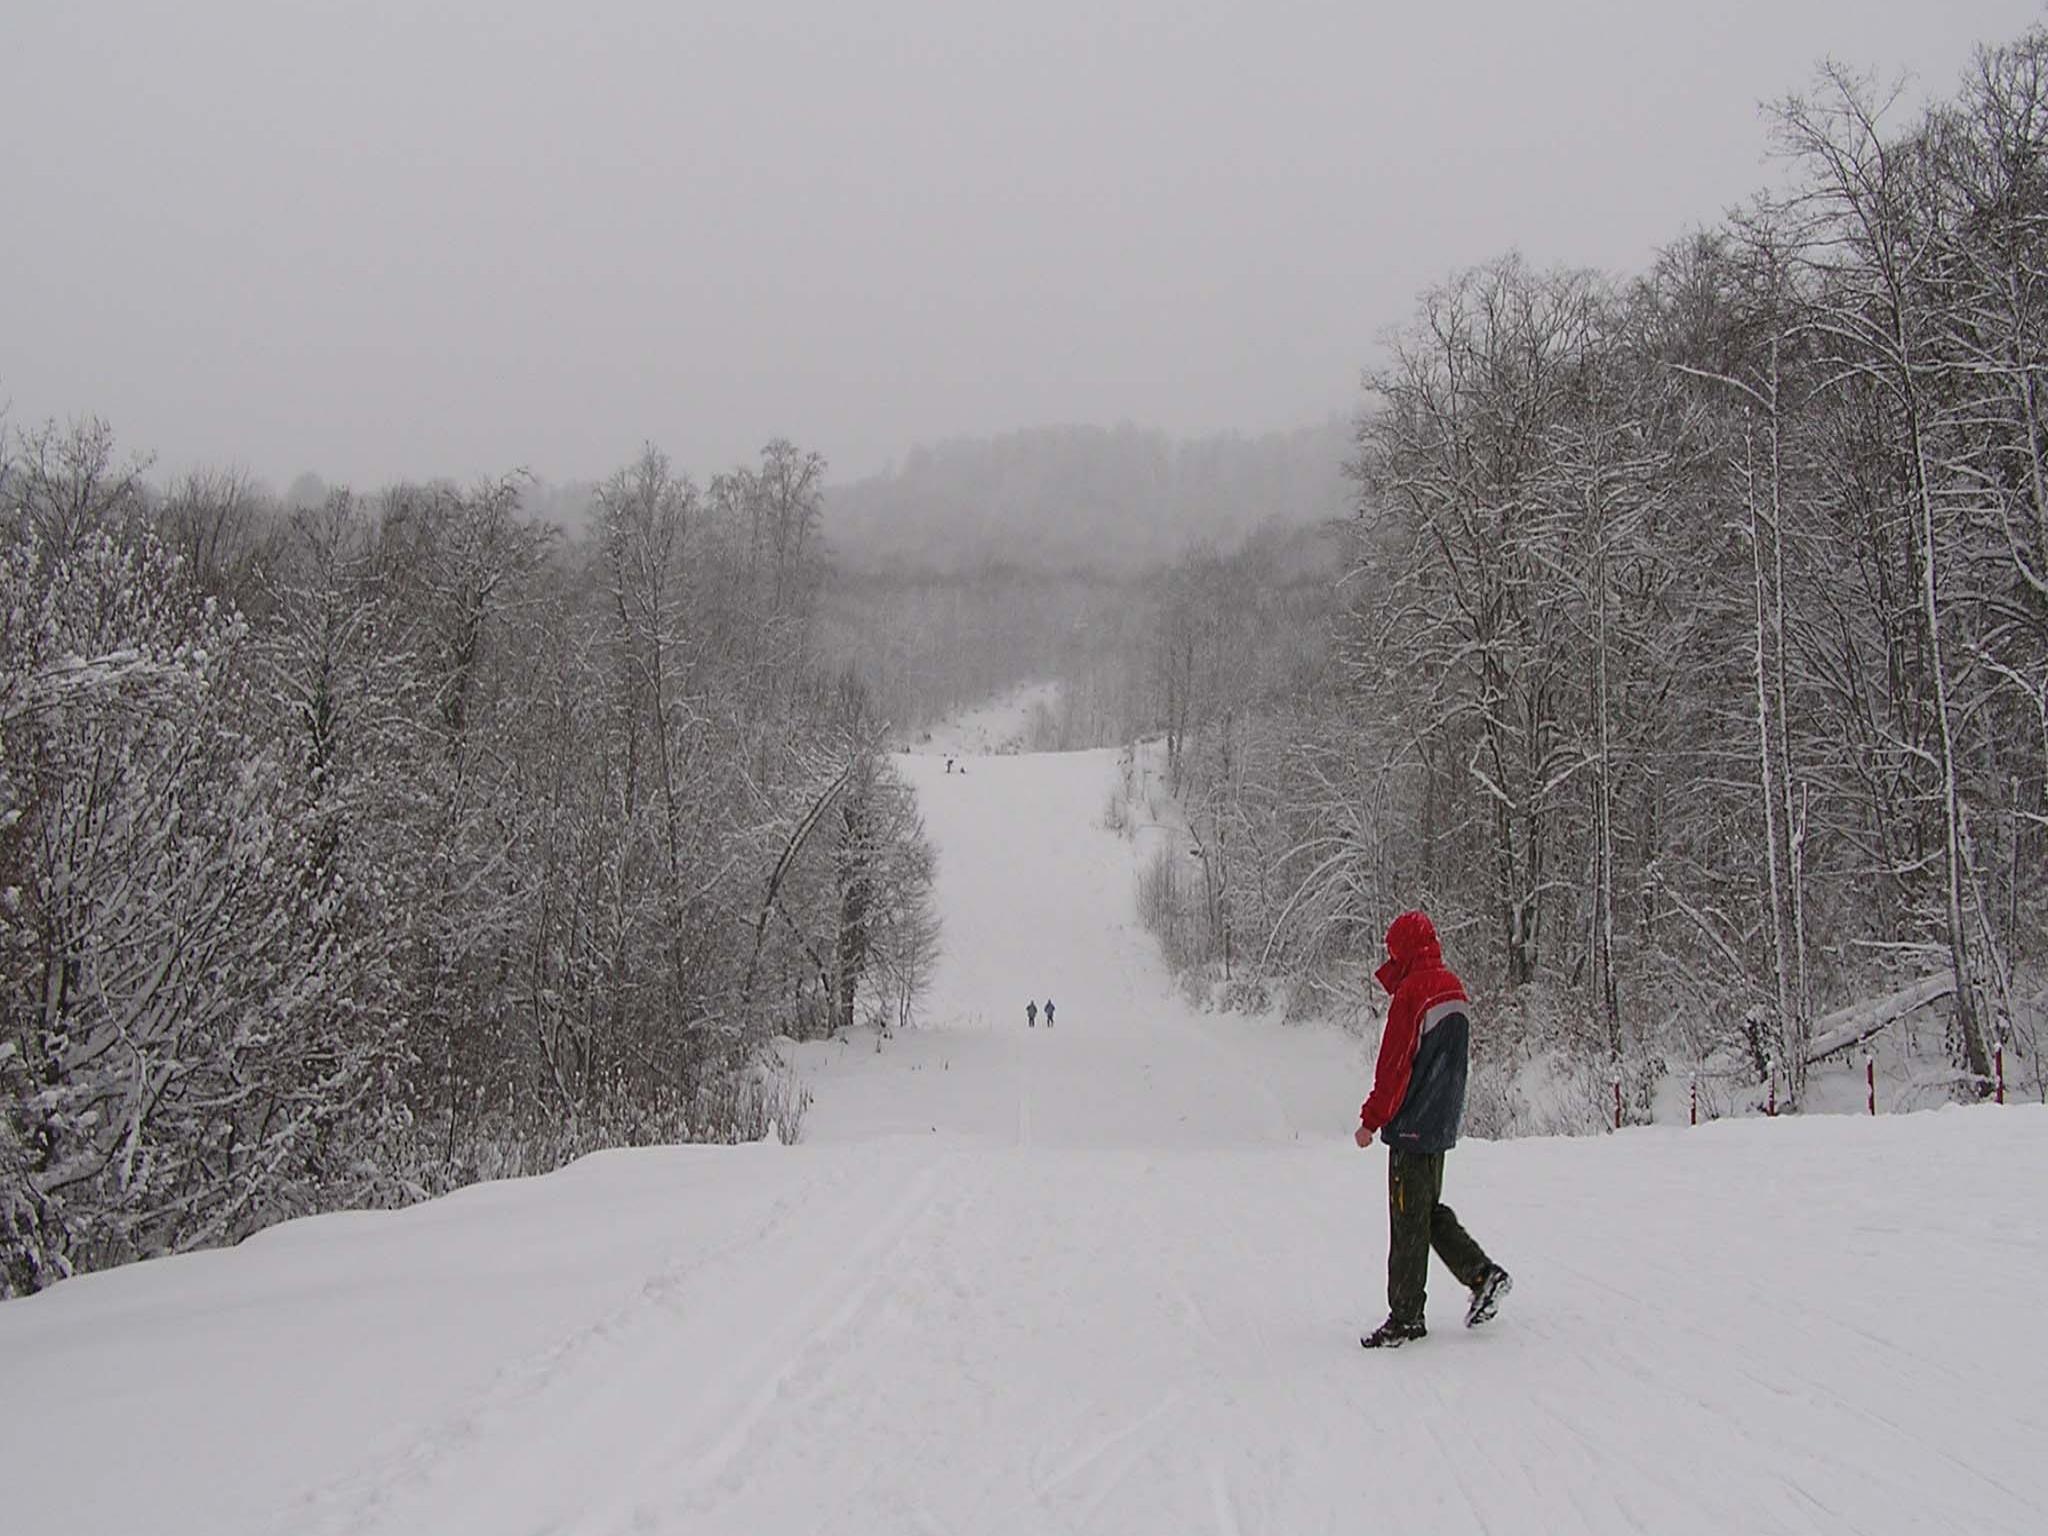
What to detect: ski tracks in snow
<box><xmin>284</xmin><ymin>1154</ymin><xmax>848</xmax><ymax>1536</ymax></box>
<box><xmin>286</xmin><ymin>1149</ymin><xmax>949</xmax><ymax>1536</ymax></box>
<box><xmin>569</xmin><ymin>1155</ymin><xmax>985</xmax><ymax>1535</ymax></box>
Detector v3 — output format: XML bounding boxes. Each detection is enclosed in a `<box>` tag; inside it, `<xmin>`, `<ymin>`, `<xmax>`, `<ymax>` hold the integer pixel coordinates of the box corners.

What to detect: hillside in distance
<box><xmin>825</xmin><ymin>418</ymin><xmax>1354</xmax><ymax>576</ymax></box>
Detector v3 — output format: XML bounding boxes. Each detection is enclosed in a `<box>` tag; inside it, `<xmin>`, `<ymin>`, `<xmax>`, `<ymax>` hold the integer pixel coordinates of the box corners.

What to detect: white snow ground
<box><xmin>3</xmin><ymin>737</ymin><xmax>2044</xmax><ymax>1536</ymax></box>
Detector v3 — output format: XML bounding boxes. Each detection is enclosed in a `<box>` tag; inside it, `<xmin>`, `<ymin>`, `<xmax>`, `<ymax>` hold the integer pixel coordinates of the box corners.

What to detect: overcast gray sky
<box><xmin>5</xmin><ymin>1</ymin><xmax>2042</xmax><ymax>490</ymax></box>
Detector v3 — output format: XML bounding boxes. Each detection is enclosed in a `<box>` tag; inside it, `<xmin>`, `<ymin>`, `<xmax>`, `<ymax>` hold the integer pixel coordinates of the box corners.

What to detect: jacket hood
<box><xmin>1373</xmin><ymin>910</ymin><xmax>1442</xmax><ymax>994</ymax></box>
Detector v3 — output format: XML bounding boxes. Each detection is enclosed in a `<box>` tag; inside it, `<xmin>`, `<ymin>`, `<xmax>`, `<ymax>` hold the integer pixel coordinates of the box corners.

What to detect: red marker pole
<box><xmin>1766</xmin><ymin>1068</ymin><xmax>1777</xmax><ymax>1118</ymax></box>
<box><xmin>1994</xmin><ymin>1043</ymin><xmax>2005</xmax><ymax>1106</ymax></box>
<box><xmin>1613</xmin><ymin>1077</ymin><xmax>1623</xmax><ymax>1132</ymax></box>
<box><xmin>1866</xmin><ymin>1056</ymin><xmax>1876</xmax><ymax>1117</ymax></box>
<box><xmin>1689</xmin><ymin>1078</ymin><xmax>1698</xmax><ymax>1127</ymax></box>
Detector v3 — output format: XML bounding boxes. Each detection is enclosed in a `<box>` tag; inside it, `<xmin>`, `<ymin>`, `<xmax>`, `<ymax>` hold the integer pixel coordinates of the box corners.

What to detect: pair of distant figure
<box><xmin>944</xmin><ymin>757</ymin><xmax>967</xmax><ymax>774</ymax></box>
<box><xmin>1025</xmin><ymin>998</ymin><xmax>1055</xmax><ymax>1028</ymax></box>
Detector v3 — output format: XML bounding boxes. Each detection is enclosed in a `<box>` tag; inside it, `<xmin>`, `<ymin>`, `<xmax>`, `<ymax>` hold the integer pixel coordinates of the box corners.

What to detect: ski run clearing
<box><xmin>3</xmin><ymin>728</ymin><xmax>2044</xmax><ymax>1536</ymax></box>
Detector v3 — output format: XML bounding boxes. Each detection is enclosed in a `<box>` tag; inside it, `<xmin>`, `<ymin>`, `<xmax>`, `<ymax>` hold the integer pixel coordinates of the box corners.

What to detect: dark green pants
<box><xmin>1387</xmin><ymin>1148</ymin><xmax>1492</xmax><ymax>1326</ymax></box>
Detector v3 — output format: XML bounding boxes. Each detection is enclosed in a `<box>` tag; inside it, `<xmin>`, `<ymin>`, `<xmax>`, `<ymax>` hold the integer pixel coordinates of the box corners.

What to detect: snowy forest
<box><xmin>0</xmin><ymin>435</ymin><xmax>938</xmax><ymax>1295</ymax></box>
<box><xmin>1130</xmin><ymin>48</ymin><xmax>2048</xmax><ymax>1129</ymax></box>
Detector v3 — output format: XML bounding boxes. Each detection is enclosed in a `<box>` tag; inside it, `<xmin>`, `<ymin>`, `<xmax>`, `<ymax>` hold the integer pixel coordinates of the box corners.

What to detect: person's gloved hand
<box><xmin>1354</xmin><ymin>1124</ymin><xmax>1374</xmax><ymax>1149</ymax></box>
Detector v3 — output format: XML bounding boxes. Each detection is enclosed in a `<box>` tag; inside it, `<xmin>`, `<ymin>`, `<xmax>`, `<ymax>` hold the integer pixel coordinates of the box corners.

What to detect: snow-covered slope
<box><xmin>3</xmin><ymin>745</ymin><xmax>2044</xmax><ymax>1536</ymax></box>
<box><xmin>792</xmin><ymin>746</ymin><xmax>1366</xmax><ymax>1147</ymax></box>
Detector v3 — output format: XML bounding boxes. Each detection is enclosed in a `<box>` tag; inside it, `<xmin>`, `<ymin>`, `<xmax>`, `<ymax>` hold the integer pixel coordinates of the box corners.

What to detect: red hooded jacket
<box><xmin>1359</xmin><ymin>911</ymin><xmax>1471</xmax><ymax>1147</ymax></box>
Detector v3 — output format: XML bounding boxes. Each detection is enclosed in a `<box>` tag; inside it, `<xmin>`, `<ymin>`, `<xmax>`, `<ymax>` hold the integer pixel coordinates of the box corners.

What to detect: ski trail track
<box><xmin>1</xmin><ymin>739</ymin><xmax>2043</xmax><ymax>1535</ymax></box>
<box><xmin>291</xmin><ymin>1149</ymin><xmax>956</xmax><ymax>1536</ymax></box>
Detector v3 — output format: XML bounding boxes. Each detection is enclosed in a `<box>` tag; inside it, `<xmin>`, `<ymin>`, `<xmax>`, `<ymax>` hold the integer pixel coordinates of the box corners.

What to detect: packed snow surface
<box><xmin>3</xmin><ymin>745</ymin><xmax>2044</xmax><ymax>1535</ymax></box>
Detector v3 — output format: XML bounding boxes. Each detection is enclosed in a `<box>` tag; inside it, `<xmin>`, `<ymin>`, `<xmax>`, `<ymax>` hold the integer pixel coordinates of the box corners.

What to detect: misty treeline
<box><xmin>822</xmin><ymin>568</ymin><xmax>1151</xmax><ymax>748</ymax></box>
<box><xmin>817</xmin><ymin>422</ymin><xmax>1347</xmax><ymax>748</ymax></box>
<box><xmin>0</xmin><ymin>431</ymin><xmax>937</xmax><ymax>1295</ymax></box>
<box><xmin>1130</xmin><ymin>42</ymin><xmax>2048</xmax><ymax>1125</ymax></box>
<box><xmin>830</xmin><ymin>421</ymin><xmax>1352</xmax><ymax>578</ymax></box>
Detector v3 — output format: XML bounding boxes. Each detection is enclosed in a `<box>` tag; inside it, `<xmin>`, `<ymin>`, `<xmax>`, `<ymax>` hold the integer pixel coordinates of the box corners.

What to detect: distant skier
<box><xmin>946</xmin><ymin>757</ymin><xmax>955</xmax><ymax>774</ymax></box>
<box><xmin>1026</xmin><ymin>1000</ymin><xmax>1038</xmax><ymax>1029</ymax></box>
<box><xmin>1043</xmin><ymin>998</ymin><xmax>1055</xmax><ymax>1027</ymax></box>
<box><xmin>1355</xmin><ymin>910</ymin><xmax>1511</xmax><ymax>1349</ymax></box>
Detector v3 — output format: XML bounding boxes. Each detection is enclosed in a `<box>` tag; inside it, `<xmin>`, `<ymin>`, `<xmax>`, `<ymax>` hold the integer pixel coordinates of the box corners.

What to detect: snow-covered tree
<box><xmin>1</xmin><ymin>532</ymin><xmax>401</xmax><ymax>1292</ymax></box>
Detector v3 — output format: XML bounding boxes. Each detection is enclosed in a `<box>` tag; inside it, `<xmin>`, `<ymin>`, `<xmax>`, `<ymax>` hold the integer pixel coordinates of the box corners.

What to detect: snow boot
<box><xmin>1360</xmin><ymin>1317</ymin><xmax>1427</xmax><ymax>1349</ymax></box>
<box><xmin>1465</xmin><ymin>1266</ymin><xmax>1512</xmax><ymax>1328</ymax></box>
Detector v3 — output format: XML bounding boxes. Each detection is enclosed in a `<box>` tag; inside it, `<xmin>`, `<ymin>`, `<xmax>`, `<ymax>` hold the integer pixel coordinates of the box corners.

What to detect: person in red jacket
<box><xmin>1355</xmin><ymin>910</ymin><xmax>1511</xmax><ymax>1348</ymax></box>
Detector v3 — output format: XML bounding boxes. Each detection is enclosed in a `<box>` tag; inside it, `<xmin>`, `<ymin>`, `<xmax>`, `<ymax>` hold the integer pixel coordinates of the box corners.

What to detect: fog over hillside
<box><xmin>824</xmin><ymin>418</ymin><xmax>1353</xmax><ymax>575</ymax></box>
